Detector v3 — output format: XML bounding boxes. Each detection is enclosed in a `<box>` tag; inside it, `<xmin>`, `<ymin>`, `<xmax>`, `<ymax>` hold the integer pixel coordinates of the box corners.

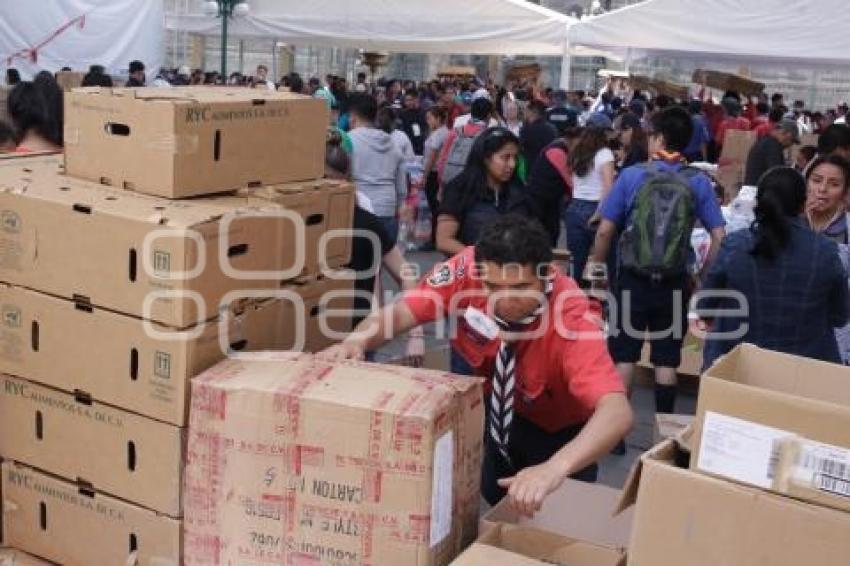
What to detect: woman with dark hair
<box><xmin>377</xmin><ymin>105</ymin><xmax>414</xmax><ymax>160</ymax></box>
<box><xmin>421</xmin><ymin>106</ymin><xmax>449</xmax><ymax>249</ymax></box>
<box><xmin>436</xmin><ymin>127</ymin><xmax>533</xmax><ymax>256</ymax></box>
<box><xmin>7</xmin><ymin>71</ymin><xmax>63</xmax><ymax>152</ymax></box>
<box><xmin>699</xmin><ymin>167</ymin><xmax>848</xmax><ymax>367</ymax></box>
<box><xmin>565</xmin><ymin>121</ymin><xmax>616</xmax><ymax>280</ymax></box>
<box><xmin>617</xmin><ymin>113</ymin><xmax>649</xmax><ymax>169</ymax></box>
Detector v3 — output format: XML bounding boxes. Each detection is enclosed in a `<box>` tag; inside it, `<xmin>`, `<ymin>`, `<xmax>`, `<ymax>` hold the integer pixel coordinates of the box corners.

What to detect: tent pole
<box><xmin>559</xmin><ymin>33</ymin><xmax>571</xmax><ymax>90</ymax></box>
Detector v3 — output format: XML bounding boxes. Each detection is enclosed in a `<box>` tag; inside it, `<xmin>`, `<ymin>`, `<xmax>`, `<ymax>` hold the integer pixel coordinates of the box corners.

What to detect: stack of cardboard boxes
<box><xmin>0</xmin><ymin>87</ymin><xmax>356</xmax><ymax>564</ymax></box>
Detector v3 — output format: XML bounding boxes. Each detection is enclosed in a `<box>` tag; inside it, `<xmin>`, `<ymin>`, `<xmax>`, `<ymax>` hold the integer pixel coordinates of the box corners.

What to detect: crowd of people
<box><xmin>5</xmin><ymin>58</ymin><xmax>850</xmax><ymax>515</ymax></box>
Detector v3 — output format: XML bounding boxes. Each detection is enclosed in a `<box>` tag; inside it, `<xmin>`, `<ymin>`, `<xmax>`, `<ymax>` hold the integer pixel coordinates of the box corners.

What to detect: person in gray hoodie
<box><xmin>348</xmin><ymin>94</ymin><xmax>408</xmax><ymax>242</ymax></box>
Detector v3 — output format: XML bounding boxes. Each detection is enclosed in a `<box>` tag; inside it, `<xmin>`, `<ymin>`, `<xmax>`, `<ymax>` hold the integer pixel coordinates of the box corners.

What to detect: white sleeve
<box><xmin>596</xmin><ymin>148</ymin><xmax>616</xmax><ymax>168</ymax></box>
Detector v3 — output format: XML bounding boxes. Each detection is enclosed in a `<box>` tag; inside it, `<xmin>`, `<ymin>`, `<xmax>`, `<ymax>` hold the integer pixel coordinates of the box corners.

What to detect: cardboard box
<box><xmin>236</xmin><ymin>178</ymin><xmax>355</xmax><ymax>272</ymax></box>
<box><xmin>0</xmin><ymin>156</ymin><xmax>319</xmax><ymax>328</ymax></box>
<box><xmin>183</xmin><ymin>353</ymin><xmax>484</xmax><ymax>565</ymax></box>
<box><xmin>64</xmin><ymin>87</ymin><xmax>329</xmax><ymax>199</ymax></box>
<box><xmin>479</xmin><ymin>478</ymin><xmax>632</xmax><ymax>551</ymax></box>
<box><xmin>653</xmin><ymin>413</ymin><xmax>694</xmax><ymax>444</ymax></box>
<box><xmin>692</xmin><ymin>344</ymin><xmax>850</xmax><ymax>512</ymax></box>
<box><xmin>0</xmin><ymin>375</ymin><xmax>183</xmax><ymax>517</ymax></box>
<box><xmin>452</xmin><ymin>524</ymin><xmax>625</xmax><ymax>566</ymax></box>
<box><xmin>2</xmin><ymin>462</ymin><xmax>181</xmax><ymax>566</ymax></box>
<box><xmin>276</xmin><ymin>271</ymin><xmax>357</xmax><ymax>353</ymax></box>
<box><xmin>622</xmin><ymin>438</ymin><xmax>850</xmax><ymax>566</ymax></box>
<box><xmin>0</xmin><ymin>283</ymin><xmax>291</xmax><ymax>426</ymax></box>
<box><xmin>54</xmin><ymin>72</ymin><xmax>84</xmax><ymax>92</ymax></box>
<box><xmin>0</xmin><ymin>547</ymin><xmax>55</xmax><ymax>565</ymax></box>
<box><xmin>719</xmin><ymin>128</ymin><xmax>757</xmax><ymax>167</ymax></box>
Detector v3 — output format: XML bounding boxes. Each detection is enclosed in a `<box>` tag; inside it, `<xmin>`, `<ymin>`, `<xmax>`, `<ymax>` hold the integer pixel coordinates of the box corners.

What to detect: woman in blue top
<box><xmin>700</xmin><ymin>166</ymin><xmax>849</xmax><ymax>368</ymax></box>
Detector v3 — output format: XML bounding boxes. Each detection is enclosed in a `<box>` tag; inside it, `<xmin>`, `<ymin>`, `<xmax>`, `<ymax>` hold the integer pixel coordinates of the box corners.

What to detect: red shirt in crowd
<box><xmin>403</xmin><ymin>247</ymin><xmax>625</xmax><ymax>433</ymax></box>
<box><xmin>716</xmin><ymin>116</ymin><xmax>752</xmax><ymax>146</ymax></box>
<box><xmin>752</xmin><ymin>116</ymin><xmax>774</xmax><ymax>137</ymax></box>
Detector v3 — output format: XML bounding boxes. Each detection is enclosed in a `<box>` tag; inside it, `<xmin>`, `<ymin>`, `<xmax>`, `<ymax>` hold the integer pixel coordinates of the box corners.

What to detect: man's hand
<box><xmin>497</xmin><ymin>460</ymin><xmax>566</xmax><ymax>518</ymax></box>
<box><xmin>318</xmin><ymin>339</ymin><xmax>367</xmax><ymax>362</ymax></box>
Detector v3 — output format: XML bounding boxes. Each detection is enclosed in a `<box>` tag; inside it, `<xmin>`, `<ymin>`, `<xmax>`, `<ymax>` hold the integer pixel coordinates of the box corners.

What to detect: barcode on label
<box><xmin>802</xmin><ymin>453</ymin><xmax>850</xmax><ymax>482</ymax></box>
<box><xmin>766</xmin><ymin>439</ymin><xmax>782</xmax><ymax>480</ymax></box>
<box><xmin>815</xmin><ymin>474</ymin><xmax>850</xmax><ymax>498</ymax></box>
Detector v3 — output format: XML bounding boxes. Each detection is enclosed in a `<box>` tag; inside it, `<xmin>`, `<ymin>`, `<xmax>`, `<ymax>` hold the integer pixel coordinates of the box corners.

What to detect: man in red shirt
<box><xmin>322</xmin><ymin>215</ymin><xmax>633</xmax><ymax>516</ymax></box>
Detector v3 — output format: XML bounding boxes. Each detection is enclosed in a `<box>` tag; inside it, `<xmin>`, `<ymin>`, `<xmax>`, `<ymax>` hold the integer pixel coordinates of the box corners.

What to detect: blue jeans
<box><xmin>563</xmin><ymin>199</ymin><xmax>599</xmax><ymax>281</ymax></box>
<box><xmin>377</xmin><ymin>216</ymin><xmax>399</xmax><ymax>244</ymax></box>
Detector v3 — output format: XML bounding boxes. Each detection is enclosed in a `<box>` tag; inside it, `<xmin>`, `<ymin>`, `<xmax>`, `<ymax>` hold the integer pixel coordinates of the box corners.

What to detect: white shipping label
<box><xmin>697</xmin><ymin>412</ymin><xmax>794</xmax><ymax>489</ymax></box>
<box><xmin>430</xmin><ymin>430</ymin><xmax>454</xmax><ymax>547</ymax></box>
<box><xmin>792</xmin><ymin>440</ymin><xmax>850</xmax><ymax>499</ymax></box>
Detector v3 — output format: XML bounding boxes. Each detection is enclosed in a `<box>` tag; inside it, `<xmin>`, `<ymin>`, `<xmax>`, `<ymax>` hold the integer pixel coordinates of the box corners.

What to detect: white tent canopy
<box><xmin>0</xmin><ymin>0</ymin><xmax>163</xmax><ymax>80</ymax></box>
<box><xmin>166</xmin><ymin>0</ymin><xmax>574</xmax><ymax>56</ymax></box>
<box><xmin>568</xmin><ymin>0</ymin><xmax>850</xmax><ymax>67</ymax></box>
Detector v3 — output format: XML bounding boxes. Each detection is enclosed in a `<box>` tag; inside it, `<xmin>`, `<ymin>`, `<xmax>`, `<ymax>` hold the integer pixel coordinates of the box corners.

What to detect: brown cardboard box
<box><xmin>451</xmin><ymin>524</ymin><xmax>625</xmax><ymax>566</ymax></box>
<box><xmin>692</xmin><ymin>344</ymin><xmax>850</xmax><ymax>512</ymax></box>
<box><xmin>719</xmin><ymin>128</ymin><xmax>757</xmax><ymax>168</ymax></box>
<box><xmin>622</xmin><ymin>438</ymin><xmax>850</xmax><ymax>565</ymax></box>
<box><xmin>236</xmin><ymin>178</ymin><xmax>355</xmax><ymax>272</ymax></box>
<box><xmin>0</xmin><ymin>87</ymin><xmax>10</xmax><ymax>125</ymax></box>
<box><xmin>0</xmin><ymin>156</ymin><xmax>313</xmax><ymax>328</ymax></box>
<box><xmin>64</xmin><ymin>87</ymin><xmax>329</xmax><ymax>199</ymax></box>
<box><xmin>183</xmin><ymin>353</ymin><xmax>484</xmax><ymax>565</ymax></box>
<box><xmin>0</xmin><ymin>283</ymin><xmax>289</xmax><ymax>426</ymax></box>
<box><xmin>275</xmin><ymin>270</ymin><xmax>357</xmax><ymax>353</ymax></box>
<box><xmin>2</xmin><ymin>462</ymin><xmax>181</xmax><ymax>566</ymax></box>
<box><xmin>53</xmin><ymin>72</ymin><xmax>84</xmax><ymax>92</ymax></box>
<box><xmin>0</xmin><ymin>375</ymin><xmax>183</xmax><ymax>517</ymax></box>
<box><xmin>479</xmin><ymin>478</ymin><xmax>632</xmax><ymax>551</ymax></box>
<box><xmin>0</xmin><ymin>547</ymin><xmax>55</xmax><ymax>565</ymax></box>
<box><xmin>653</xmin><ymin>413</ymin><xmax>694</xmax><ymax>444</ymax></box>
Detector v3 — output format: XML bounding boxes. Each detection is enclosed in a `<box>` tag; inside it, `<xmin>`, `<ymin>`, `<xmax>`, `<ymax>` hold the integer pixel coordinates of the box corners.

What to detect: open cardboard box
<box><xmin>472</xmin><ymin>478</ymin><xmax>631</xmax><ymax>565</ymax></box>
<box><xmin>621</xmin><ymin>437</ymin><xmax>850</xmax><ymax>565</ymax></box>
<box><xmin>452</xmin><ymin>523</ymin><xmax>624</xmax><ymax>566</ymax></box>
<box><xmin>692</xmin><ymin>344</ymin><xmax>850</xmax><ymax>513</ymax></box>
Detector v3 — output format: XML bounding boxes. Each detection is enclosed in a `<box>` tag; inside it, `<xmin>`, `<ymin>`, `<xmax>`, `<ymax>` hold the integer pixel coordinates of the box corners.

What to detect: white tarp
<box><xmin>166</xmin><ymin>0</ymin><xmax>574</xmax><ymax>56</ymax></box>
<box><xmin>569</xmin><ymin>0</ymin><xmax>850</xmax><ymax>67</ymax></box>
<box><xmin>0</xmin><ymin>0</ymin><xmax>164</xmax><ymax>80</ymax></box>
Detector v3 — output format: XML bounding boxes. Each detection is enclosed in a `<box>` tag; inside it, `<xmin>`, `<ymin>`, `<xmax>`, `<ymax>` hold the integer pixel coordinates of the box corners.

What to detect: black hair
<box><xmin>688</xmin><ymin>99</ymin><xmax>703</xmax><ymax>115</ymax></box>
<box><xmin>768</xmin><ymin>107</ymin><xmax>785</xmax><ymax>124</ymax></box>
<box><xmin>818</xmin><ymin>125</ymin><xmax>850</xmax><ymax>156</ymax></box>
<box><xmin>750</xmin><ymin>167</ymin><xmax>806</xmax><ymax>261</ymax></box>
<box><xmin>426</xmin><ymin>105</ymin><xmax>447</xmax><ymax>123</ymax></box>
<box><xmin>650</xmin><ymin>106</ymin><xmax>693</xmax><ymax>153</ymax></box>
<box><xmin>325</xmin><ymin>138</ymin><xmax>350</xmax><ymax>177</ymax></box>
<box><xmin>756</xmin><ymin>102</ymin><xmax>769</xmax><ymax>115</ymax></box>
<box><xmin>471</xmin><ymin>98</ymin><xmax>493</xmax><ymax>122</ymax></box>
<box><xmin>570</xmin><ymin>127</ymin><xmax>609</xmax><ymax>177</ymax></box>
<box><xmin>6</xmin><ymin>68</ymin><xmax>20</xmax><ymax>86</ymax></box>
<box><xmin>0</xmin><ymin>120</ymin><xmax>14</xmax><ymax>147</ymax></box>
<box><xmin>475</xmin><ymin>213</ymin><xmax>553</xmax><ymax>268</ymax></box>
<box><xmin>655</xmin><ymin>95</ymin><xmax>672</xmax><ymax>110</ymax></box>
<box><xmin>129</xmin><ymin>60</ymin><xmax>145</xmax><ymax>74</ymax></box>
<box><xmin>376</xmin><ymin>106</ymin><xmax>397</xmax><ymax>134</ymax></box>
<box><xmin>289</xmin><ymin>74</ymin><xmax>304</xmax><ymax>94</ymax></box>
<box><xmin>81</xmin><ymin>68</ymin><xmax>113</xmax><ymax>87</ymax></box>
<box><xmin>806</xmin><ymin>154</ymin><xmax>850</xmax><ymax>193</ymax></box>
<box><xmin>348</xmin><ymin>93</ymin><xmax>378</xmax><ymax>123</ymax></box>
<box><xmin>8</xmin><ymin>72</ymin><xmax>63</xmax><ymax>147</ymax></box>
<box><xmin>450</xmin><ymin>127</ymin><xmax>520</xmax><ymax>212</ymax></box>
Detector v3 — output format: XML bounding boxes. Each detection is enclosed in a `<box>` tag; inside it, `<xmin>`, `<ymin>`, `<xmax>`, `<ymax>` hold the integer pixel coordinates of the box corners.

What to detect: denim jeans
<box><xmin>377</xmin><ymin>215</ymin><xmax>399</xmax><ymax>244</ymax></box>
<box><xmin>563</xmin><ymin>199</ymin><xmax>599</xmax><ymax>281</ymax></box>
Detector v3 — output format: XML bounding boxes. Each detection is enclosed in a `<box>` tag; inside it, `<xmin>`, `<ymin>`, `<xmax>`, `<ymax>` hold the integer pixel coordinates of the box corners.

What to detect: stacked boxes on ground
<box><xmin>0</xmin><ymin>87</ymin><xmax>355</xmax><ymax>565</ymax></box>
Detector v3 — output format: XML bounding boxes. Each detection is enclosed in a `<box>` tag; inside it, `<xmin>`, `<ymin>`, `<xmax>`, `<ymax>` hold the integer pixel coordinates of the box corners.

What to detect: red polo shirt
<box><xmin>403</xmin><ymin>247</ymin><xmax>625</xmax><ymax>433</ymax></box>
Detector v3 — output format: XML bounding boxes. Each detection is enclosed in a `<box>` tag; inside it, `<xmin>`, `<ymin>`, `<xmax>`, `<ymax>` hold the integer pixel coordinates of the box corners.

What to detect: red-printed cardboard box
<box><xmin>183</xmin><ymin>353</ymin><xmax>483</xmax><ymax>565</ymax></box>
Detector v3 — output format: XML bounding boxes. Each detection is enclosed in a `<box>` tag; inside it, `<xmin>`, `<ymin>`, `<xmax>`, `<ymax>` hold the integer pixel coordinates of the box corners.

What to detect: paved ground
<box><xmin>373</xmin><ymin>250</ymin><xmax>697</xmax><ymax>490</ymax></box>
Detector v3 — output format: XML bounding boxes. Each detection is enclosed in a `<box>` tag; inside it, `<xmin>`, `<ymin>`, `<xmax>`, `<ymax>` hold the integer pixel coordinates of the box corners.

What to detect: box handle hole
<box><xmin>105</xmin><ymin>123</ymin><xmax>131</xmax><ymax>136</ymax></box>
<box><xmin>35</xmin><ymin>410</ymin><xmax>43</xmax><ymax>440</ymax></box>
<box><xmin>31</xmin><ymin>321</ymin><xmax>39</xmax><ymax>352</ymax></box>
<box><xmin>130</xmin><ymin>348</ymin><xmax>139</xmax><ymax>381</ymax></box>
<box><xmin>214</xmin><ymin>129</ymin><xmax>221</xmax><ymax>161</ymax></box>
<box><xmin>128</xmin><ymin>441</ymin><xmax>136</xmax><ymax>472</ymax></box>
<box><xmin>227</xmin><ymin>243</ymin><xmax>249</xmax><ymax>257</ymax></box>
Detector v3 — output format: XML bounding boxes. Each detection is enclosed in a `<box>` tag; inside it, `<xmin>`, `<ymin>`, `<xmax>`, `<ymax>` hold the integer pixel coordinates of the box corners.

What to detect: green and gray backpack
<box><xmin>619</xmin><ymin>163</ymin><xmax>698</xmax><ymax>279</ymax></box>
